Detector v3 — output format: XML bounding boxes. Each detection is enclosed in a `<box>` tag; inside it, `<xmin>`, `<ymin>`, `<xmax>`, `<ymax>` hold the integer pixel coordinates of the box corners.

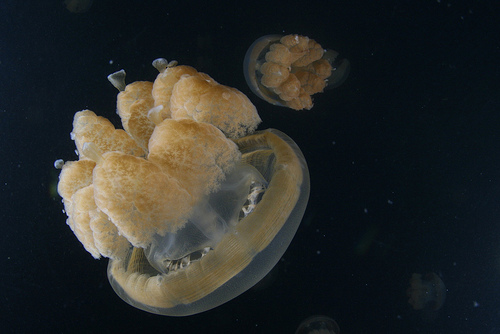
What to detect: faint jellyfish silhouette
<box><xmin>296</xmin><ymin>315</ymin><xmax>340</xmax><ymax>334</ymax></box>
<box><xmin>244</xmin><ymin>34</ymin><xmax>350</xmax><ymax>110</ymax></box>
<box><xmin>64</xmin><ymin>0</ymin><xmax>93</xmax><ymax>13</ymax></box>
<box><xmin>407</xmin><ymin>273</ymin><xmax>446</xmax><ymax>311</ymax></box>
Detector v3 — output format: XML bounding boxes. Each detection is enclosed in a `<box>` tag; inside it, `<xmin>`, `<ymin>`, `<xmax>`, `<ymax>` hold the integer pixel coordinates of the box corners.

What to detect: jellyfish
<box><xmin>57</xmin><ymin>59</ymin><xmax>310</xmax><ymax>316</ymax></box>
<box><xmin>295</xmin><ymin>315</ymin><xmax>340</xmax><ymax>334</ymax></box>
<box><xmin>244</xmin><ymin>34</ymin><xmax>350</xmax><ymax>110</ymax></box>
<box><xmin>407</xmin><ymin>273</ymin><xmax>446</xmax><ymax>311</ymax></box>
<box><xmin>64</xmin><ymin>0</ymin><xmax>93</xmax><ymax>13</ymax></box>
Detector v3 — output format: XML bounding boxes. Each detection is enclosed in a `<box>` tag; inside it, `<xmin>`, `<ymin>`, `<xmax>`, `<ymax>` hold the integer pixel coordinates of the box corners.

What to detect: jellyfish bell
<box><xmin>295</xmin><ymin>315</ymin><xmax>340</xmax><ymax>334</ymax></box>
<box><xmin>407</xmin><ymin>272</ymin><xmax>447</xmax><ymax>312</ymax></box>
<box><xmin>64</xmin><ymin>0</ymin><xmax>93</xmax><ymax>13</ymax></box>
<box><xmin>108</xmin><ymin>128</ymin><xmax>309</xmax><ymax>315</ymax></box>
<box><xmin>57</xmin><ymin>60</ymin><xmax>310</xmax><ymax>316</ymax></box>
<box><xmin>243</xmin><ymin>34</ymin><xmax>350</xmax><ymax>110</ymax></box>
<box><xmin>322</xmin><ymin>50</ymin><xmax>351</xmax><ymax>89</ymax></box>
<box><xmin>244</xmin><ymin>35</ymin><xmax>283</xmax><ymax>107</ymax></box>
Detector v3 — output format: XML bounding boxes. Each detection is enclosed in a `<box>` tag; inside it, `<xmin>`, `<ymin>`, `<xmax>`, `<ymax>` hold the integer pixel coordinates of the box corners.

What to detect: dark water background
<box><xmin>1</xmin><ymin>0</ymin><xmax>499</xmax><ymax>333</ymax></box>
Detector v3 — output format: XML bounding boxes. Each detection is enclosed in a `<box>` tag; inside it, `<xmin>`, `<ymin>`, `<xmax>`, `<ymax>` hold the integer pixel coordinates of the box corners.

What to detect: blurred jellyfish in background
<box><xmin>244</xmin><ymin>34</ymin><xmax>350</xmax><ymax>110</ymax></box>
<box><xmin>296</xmin><ymin>315</ymin><xmax>340</xmax><ymax>334</ymax></box>
<box><xmin>407</xmin><ymin>272</ymin><xmax>446</xmax><ymax>320</ymax></box>
<box><xmin>64</xmin><ymin>0</ymin><xmax>93</xmax><ymax>13</ymax></box>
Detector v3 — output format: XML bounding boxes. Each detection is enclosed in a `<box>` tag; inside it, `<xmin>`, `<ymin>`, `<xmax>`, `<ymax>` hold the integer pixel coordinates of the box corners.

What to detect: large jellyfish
<box><xmin>244</xmin><ymin>34</ymin><xmax>350</xmax><ymax>110</ymax></box>
<box><xmin>57</xmin><ymin>58</ymin><xmax>310</xmax><ymax>316</ymax></box>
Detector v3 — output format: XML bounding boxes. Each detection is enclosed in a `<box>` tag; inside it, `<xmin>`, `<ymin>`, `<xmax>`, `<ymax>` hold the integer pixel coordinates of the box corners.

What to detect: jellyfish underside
<box><xmin>407</xmin><ymin>273</ymin><xmax>446</xmax><ymax>312</ymax></box>
<box><xmin>108</xmin><ymin>129</ymin><xmax>309</xmax><ymax>315</ymax></box>
<box><xmin>244</xmin><ymin>34</ymin><xmax>350</xmax><ymax>110</ymax></box>
<box><xmin>57</xmin><ymin>59</ymin><xmax>310</xmax><ymax>316</ymax></box>
<box><xmin>143</xmin><ymin>162</ymin><xmax>267</xmax><ymax>272</ymax></box>
<box><xmin>295</xmin><ymin>315</ymin><xmax>340</xmax><ymax>334</ymax></box>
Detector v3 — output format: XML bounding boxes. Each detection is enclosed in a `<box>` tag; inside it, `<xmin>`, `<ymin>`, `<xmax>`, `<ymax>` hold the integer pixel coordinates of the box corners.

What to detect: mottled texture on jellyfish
<box><xmin>69</xmin><ymin>184</ymin><xmax>130</xmax><ymax>260</ymax></box>
<box><xmin>91</xmin><ymin>117</ymin><xmax>241</xmax><ymax>248</ymax></box>
<box><xmin>170</xmin><ymin>75</ymin><xmax>261</xmax><ymax>139</ymax></box>
<box><xmin>92</xmin><ymin>150</ymin><xmax>192</xmax><ymax>248</ymax></box>
<box><xmin>280</xmin><ymin>35</ymin><xmax>324</xmax><ymax>67</ymax></box>
<box><xmin>152</xmin><ymin>65</ymin><xmax>199</xmax><ymax>117</ymax></box>
<box><xmin>58</xmin><ymin>160</ymin><xmax>96</xmax><ymax>252</ymax></box>
<box><xmin>57</xmin><ymin>60</ymin><xmax>310</xmax><ymax>316</ymax></box>
<box><xmin>71</xmin><ymin>110</ymin><xmax>145</xmax><ymax>158</ymax></box>
<box><xmin>107</xmin><ymin>128</ymin><xmax>309</xmax><ymax>315</ymax></box>
<box><xmin>150</xmin><ymin>63</ymin><xmax>261</xmax><ymax>139</ymax></box>
<box><xmin>89</xmin><ymin>199</ymin><xmax>130</xmax><ymax>260</ymax></box>
<box><xmin>57</xmin><ymin>159</ymin><xmax>96</xmax><ymax>209</ymax></box>
<box><xmin>407</xmin><ymin>273</ymin><xmax>446</xmax><ymax>311</ymax></box>
<box><xmin>259</xmin><ymin>62</ymin><xmax>290</xmax><ymax>88</ymax></box>
<box><xmin>58</xmin><ymin>160</ymin><xmax>130</xmax><ymax>260</ymax></box>
<box><xmin>66</xmin><ymin>184</ymin><xmax>101</xmax><ymax>258</ymax></box>
<box><xmin>148</xmin><ymin>119</ymin><xmax>241</xmax><ymax>195</ymax></box>
<box><xmin>116</xmin><ymin>81</ymin><xmax>155</xmax><ymax>151</ymax></box>
<box><xmin>295</xmin><ymin>315</ymin><xmax>340</xmax><ymax>334</ymax></box>
<box><xmin>244</xmin><ymin>34</ymin><xmax>350</xmax><ymax>110</ymax></box>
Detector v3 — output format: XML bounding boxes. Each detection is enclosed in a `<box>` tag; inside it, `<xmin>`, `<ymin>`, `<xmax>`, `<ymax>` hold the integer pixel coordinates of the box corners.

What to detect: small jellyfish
<box><xmin>407</xmin><ymin>273</ymin><xmax>446</xmax><ymax>311</ymax></box>
<box><xmin>244</xmin><ymin>34</ymin><xmax>350</xmax><ymax>110</ymax></box>
<box><xmin>64</xmin><ymin>0</ymin><xmax>93</xmax><ymax>13</ymax></box>
<box><xmin>295</xmin><ymin>315</ymin><xmax>340</xmax><ymax>334</ymax></box>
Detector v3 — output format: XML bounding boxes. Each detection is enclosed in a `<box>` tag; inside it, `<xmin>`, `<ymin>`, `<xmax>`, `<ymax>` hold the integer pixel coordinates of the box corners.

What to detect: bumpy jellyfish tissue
<box><xmin>57</xmin><ymin>59</ymin><xmax>310</xmax><ymax>316</ymax></box>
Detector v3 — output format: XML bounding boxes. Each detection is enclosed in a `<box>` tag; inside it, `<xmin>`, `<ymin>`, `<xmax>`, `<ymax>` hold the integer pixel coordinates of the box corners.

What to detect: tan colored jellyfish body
<box><xmin>57</xmin><ymin>59</ymin><xmax>310</xmax><ymax>316</ymax></box>
<box><xmin>71</xmin><ymin>110</ymin><xmax>145</xmax><ymax>158</ymax></box>
<box><xmin>57</xmin><ymin>158</ymin><xmax>130</xmax><ymax>260</ymax></box>
<box><xmin>244</xmin><ymin>34</ymin><xmax>350</xmax><ymax>110</ymax></box>
<box><xmin>116</xmin><ymin>81</ymin><xmax>156</xmax><ymax>151</ymax></box>
<box><xmin>170</xmin><ymin>75</ymin><xmax>261</xmax><ymax>139</ymax></box>
<box><xmin>152</xmin><ymin>64</ymin><xmax>199</xmax><ymax>117</ymax></box>
<box><xmin>148</xmin><ymin>118</ymin><xmax>242</xmax><ymax>195</ymax></box>
<box><xmin>93</xmin><ymin>150</ymin><xmax>190</xmax><ymax>246</ymax></box>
